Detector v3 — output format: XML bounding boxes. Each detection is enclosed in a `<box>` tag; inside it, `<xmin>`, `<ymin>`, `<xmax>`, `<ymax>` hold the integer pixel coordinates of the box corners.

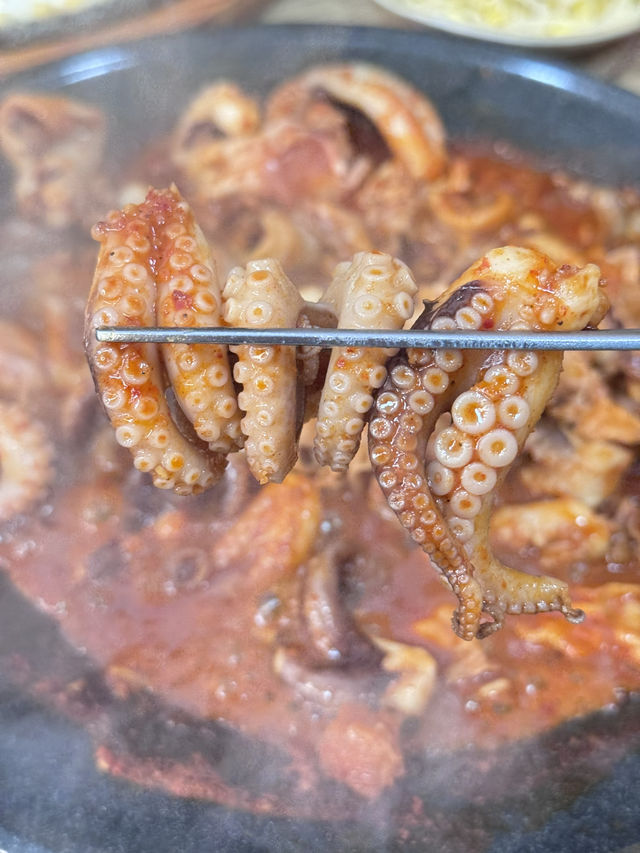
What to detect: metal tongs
<box><xmin>96</xmin><ymin>326</ymin><xmax>640</xmax><ymax>351</ymax></box>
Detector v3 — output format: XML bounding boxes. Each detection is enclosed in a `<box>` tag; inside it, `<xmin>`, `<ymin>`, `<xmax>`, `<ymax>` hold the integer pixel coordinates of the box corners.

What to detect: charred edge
<box><xmin>413</xmin><ymin>280</ymin><xmax>485</xmax><ymax>330</ymax></box>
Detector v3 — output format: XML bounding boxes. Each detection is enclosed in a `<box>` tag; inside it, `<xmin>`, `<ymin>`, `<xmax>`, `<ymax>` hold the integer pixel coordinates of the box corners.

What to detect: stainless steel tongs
<box><xmin>95</xmin><ymin>326</ymin><xmax>640</xmax><ymax>351</ymax></box>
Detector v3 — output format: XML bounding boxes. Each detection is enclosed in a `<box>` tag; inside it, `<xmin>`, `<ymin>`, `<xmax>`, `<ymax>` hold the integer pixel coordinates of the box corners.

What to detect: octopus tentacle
<box><xmin>0</xmin><ymin>402</ymin><xmax>53</xmax><ymax>521</ymax></box>
<box><xmin>443</xmin><ymin>255</ymin><xmax>605</xmax><ymax>632</ymax></box>
<box><xmin>223</xmin><ymin>258</ymin><xmax>304</xmax><ymax>484</ymax></box>
<box><xmin>428</xmin><ymin>158</ymin><xmax>514</xmax><ymax>233</ymax></box>
<box><xmin>314</xmin><ymin>251</ymin><xmax>417</xmax><ymax>472</ymax></box>
<box><xmin>0</xmin><ymin>319</ymin><xmax>46</xmax><ymax>404</ymax></box>
<box><xmin>176</xmin><ymin>116</ymin><xmax>364</xmax><ymax>215</ymax></box>
<box><xmin>296</xmin><ymin>312</ymin><xmax>323</xmax><ymax>388</ymax></box>
<box><xmin>0</xmin><ymin>92</ymin><xmax>108</xmax><ymax>228</ymax></box>
<box><xmin>266</xmin><ymin>63</ymin><xmax>447</xmax><ymax>181</ymax></box>
<box><xmin>369</xmin><ymin>247</ymin><xmax>607</xmax><ymax>638</ymax></box>
<box><xmin>85</xmin><ymin>191</ymin><xmax>224</xmax><ymax>495</ymax></box>
<box><xmin>85</xmin><ymin>185</ymin><xmax>610</xmax><ymax>642</ymax></box>
<box><xmin>369</xmin><ymin>294</ymin><xmax>491</xmax><ymax>639</ymax></box>
<box><xmin>154</xmin><ymin>187</ymin><xmax>243</xmax><ymax>454</ymax></box>
<box><xmin>245</xmin><ymin>208</ymin><xmax>318</xmax><ymax>269</ymax></box>
<box><xmin>429</xmin><ymin>184</ymin><xmax>513</xmax><ymax>233</ymax></box>
<box><xmin>172</xmin><ymin>82</ymin><xmax>261</xmax><ymax>165</ymax></box>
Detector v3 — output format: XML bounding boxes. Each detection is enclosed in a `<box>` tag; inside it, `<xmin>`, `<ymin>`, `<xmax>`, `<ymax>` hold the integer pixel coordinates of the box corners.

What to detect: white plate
<box><xmin>373</xmin><ymin>0</ymin><xmax>640</xmax><ymax>49</ymax></box>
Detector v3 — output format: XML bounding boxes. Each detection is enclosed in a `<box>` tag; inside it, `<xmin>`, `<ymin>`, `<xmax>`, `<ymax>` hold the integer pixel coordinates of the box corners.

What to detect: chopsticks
<box><xmin>95</xmin><ymin>326</ymin><xmax>640</xmax><ymax>351</ymax></box>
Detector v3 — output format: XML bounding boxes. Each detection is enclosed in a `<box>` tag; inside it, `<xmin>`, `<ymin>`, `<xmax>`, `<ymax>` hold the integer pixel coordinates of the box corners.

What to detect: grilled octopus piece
<box><xmin>85</xmin><ymin>188</ymin><xmax>417</xmax><ymax>489</ymax></box>
<box><xmin>368</xmin><ymin>247</ymin><xmax>608</xmax><ymax>639</ymax></box>
<box><xmin>313</xmin><ymin>250</ymin><xmax>416</xmax><ymax>471</ymax></box>
<box><xmin>85</xmin><ymin>187</ymin><xmax>236</xmax><ymax>494</ymax></box>
<box><xmin>223</xmin><ymin>259</ymin><xmax>304</xmax><ymax>483</ymax></box>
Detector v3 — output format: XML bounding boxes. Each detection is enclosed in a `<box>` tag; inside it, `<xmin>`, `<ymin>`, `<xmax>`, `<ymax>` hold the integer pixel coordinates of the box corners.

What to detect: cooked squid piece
<box><xmin>369</xmin><ymin>247</ymin><xmax>608</xmax><ymax>639</ymax></box>
<box><xmin>0</xmin><ymin>93</ymin><xmax>108</xmax><ymax>228</ymax></box>
<box><xmin>223</xmin><ymin>259</ymin><xmax>304</xmax><ymax>484</ymax></box>
<box><xmin>314</xmin><ymin>251</ymin><xmax>417</xmax><ymax>472</ymax></box>
<box><xmin>85</xmin><ymin>188</ymin><xmax>225</xmax><ymax>495</ymax></box>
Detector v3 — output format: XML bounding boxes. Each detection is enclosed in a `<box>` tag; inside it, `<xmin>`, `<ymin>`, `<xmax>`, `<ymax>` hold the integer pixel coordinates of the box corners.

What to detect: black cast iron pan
<box><xmin>0</xmin><ymin>24</ymin><xmax>639</xmax><ymax>853</ymax></box>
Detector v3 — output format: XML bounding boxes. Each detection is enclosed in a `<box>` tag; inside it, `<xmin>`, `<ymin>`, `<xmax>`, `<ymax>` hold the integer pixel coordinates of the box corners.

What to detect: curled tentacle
<box><xmin>0</xmin><ymin>402</ymin><xmax>53</xmax><ymax>521</ymax></box>
<box><xmin>223</xmin><ymin>259</ymin><xmax>304</xmax><ymax>483</ymax></box>
<box><xmin>172</xmin><ymin>82</ymin><xmax>261</xmax><ymax>163</ymax></box>
<box><xmin>267</xmin><ymin>63</ymin><xmax>447</xmax><ymax>181</ymax></box>
<box><xmin>428</xmin><ymin>158</ymin><xmax>514</xmax><ymax>233</ymax></box>
<box><xmin>369</xmin><ymin>247</ymin><xmax>607</xmax><ymax>638</ymax></box>
<box><xmin>85</xmin><ymin>189</ymin><xmax>224</xmax><ymax>494</ymax></box>
<box><xmin>368</xmin><ymin>343</ymin><xmax>487</xmax><ymax>641</ymax></box>
<box><xmin>448</xmin><ymin>252</ymin><xmax>606</xmax><ymax>635</ymax></box>
<box><xmin>0</xmin><ymin>92</ymin><xmax>108</xmax><ymax>228</ymax></box>
<box><xmin>314</xmin><ymin>251</ymin><xmax>417</xmax><ymax>472</ymax></box>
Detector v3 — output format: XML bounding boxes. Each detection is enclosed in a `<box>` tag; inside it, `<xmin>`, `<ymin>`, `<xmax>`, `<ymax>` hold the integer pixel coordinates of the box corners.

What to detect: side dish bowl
<box><xmin>373</xmin><ymin>0</ymin><xmax>640</xmax><ymax>49</ymax></box>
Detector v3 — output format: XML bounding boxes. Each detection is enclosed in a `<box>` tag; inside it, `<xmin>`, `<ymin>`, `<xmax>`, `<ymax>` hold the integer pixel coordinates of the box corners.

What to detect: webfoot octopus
<box><xmin>369</xmin><ymin>247</ymin><xmax>607</xmax><ymax>638</ymax></box>
<box><xmin>85</xmin><ymin>187</ymin><xmax>607</xmax><ymax>639</ymax></box>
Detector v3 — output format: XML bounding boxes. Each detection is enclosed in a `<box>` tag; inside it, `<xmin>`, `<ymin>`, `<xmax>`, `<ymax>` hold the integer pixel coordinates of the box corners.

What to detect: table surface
<box><xmin>257</xmin><ymin>0</ymin><xmax>640</xmax><ymax>95</ymax></box>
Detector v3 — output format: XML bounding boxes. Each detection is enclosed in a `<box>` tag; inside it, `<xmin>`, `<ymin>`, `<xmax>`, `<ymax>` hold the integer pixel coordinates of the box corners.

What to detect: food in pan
<box><xmin>1</xmin><ymin>62</ymin><xmax>639</xmax><ymax>809</ymax></box>
<box><xmin>0</xmin><ymin>93</ymin><xmax>108</xmax><ymax>228</ymax></box>
<box><xmin>381</xmin><ymin>0</ymin><xmax>640</xmax><ymax>41</ymax></box>
<box><xmin>85</xmin><ymin>186</ymin><xmax>606</xmax><ymax>641</ymax></box>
